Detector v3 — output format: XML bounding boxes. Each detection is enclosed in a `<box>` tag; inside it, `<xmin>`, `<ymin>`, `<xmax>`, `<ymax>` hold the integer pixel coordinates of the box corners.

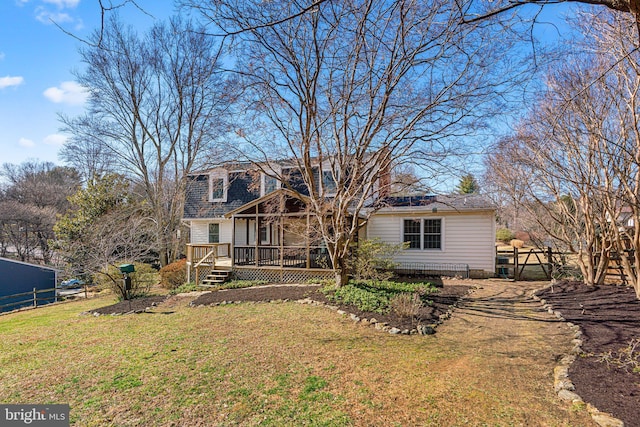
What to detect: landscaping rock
<box><xmin>558</xmin><ymin>389</ymin><xmax>583</xmax><ymax>403</ymax></box>
<box><xmin>591</xmin><ymin>413</ymin><xmax>625</xmax><ymax>427</ymax></box>
<box><xmin>417</xmin><ymin>324</ymin><xmax>436</xmax><ymax>335</ymax></box>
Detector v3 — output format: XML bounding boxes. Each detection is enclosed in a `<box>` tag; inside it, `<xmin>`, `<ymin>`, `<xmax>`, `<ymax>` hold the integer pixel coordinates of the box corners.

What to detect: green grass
<box><xmin>0</xmin><ymin>290</ymin><xmax>594</xmax><ymax>426</ymax></box>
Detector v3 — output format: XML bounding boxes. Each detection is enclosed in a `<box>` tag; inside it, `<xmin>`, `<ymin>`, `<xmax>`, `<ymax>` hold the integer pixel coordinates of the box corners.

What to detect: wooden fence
<box><xmin>595</xmin><ymin>250</ymin><xmax>637</xmax><ymax>284</ymax></box>
<box><xmin>496</xmin><ymin>247</ymin><xmax>557</xmax><ymax>281</ymax></box>
<box><xmin>0</xmin><ymin>286</ymin><xmax>86</xmax><ymax>313</ymax></box>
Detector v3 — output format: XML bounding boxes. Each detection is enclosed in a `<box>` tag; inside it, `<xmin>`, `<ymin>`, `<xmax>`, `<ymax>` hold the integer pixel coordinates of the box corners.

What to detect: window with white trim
<box><xmin>208</xmin><ymin>223</ymin><xmax>220</xmax><ymax>243</ymax></box>
<box><xmin>261</xmin><ymin>173</ymin><xmax>280</xmax><ymax>196</ymax></box>
<box><xmin>321</xmin><ymin>170</ymin><xmax>337</xmax><ymax>195</ymax></box>
<box><xmin>403</xmin><ymin>218</ymin><xmax>442</xmax><ymax>250</ymax></box>
<box><xmin>209</xmin><ymin>170</ymin><xmax>228</xmax><ymax>202</ymax></box>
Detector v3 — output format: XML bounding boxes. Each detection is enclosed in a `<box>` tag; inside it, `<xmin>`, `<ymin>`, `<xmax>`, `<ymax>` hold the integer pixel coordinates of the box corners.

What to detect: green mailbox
<box><xmin>119</xmin><ymin>264</ymin><xmax>135</xmax><ymax>274</ymax></box>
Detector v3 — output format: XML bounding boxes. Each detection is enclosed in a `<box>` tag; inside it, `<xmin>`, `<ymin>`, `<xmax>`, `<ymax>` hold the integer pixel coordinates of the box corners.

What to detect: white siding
<box><xmin>367</xmin><ymin>211</ymin><xmax>495</xmax><ymax>272</ymax></box>
<box><xmin>234</xmin><ymin>219</ymin><xmax>255</xmax><ymax>245</ymax></box>
<box><xmin>189</xmin><ymin>219</ymin><xmax>233</xmax><ymax>244</ymax></box>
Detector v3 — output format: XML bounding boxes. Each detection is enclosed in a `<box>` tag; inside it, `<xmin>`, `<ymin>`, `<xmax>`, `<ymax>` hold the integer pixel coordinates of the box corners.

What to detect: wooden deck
<box><xmin>186</xmin><ymin>243</ymin><xmax>333</xmax><ymax>284</ymax></box>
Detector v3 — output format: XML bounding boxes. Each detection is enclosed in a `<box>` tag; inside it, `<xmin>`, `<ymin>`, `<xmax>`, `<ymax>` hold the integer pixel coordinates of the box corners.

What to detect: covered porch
<box><xmin>186</xmin><ymin>190</ymin><xmax>335</xmax><ymax>284</ymax></box>
<box><xmin>227</xmin><ymin>190</ymin><xmax>332</xmax><ymax>271</ymax></box>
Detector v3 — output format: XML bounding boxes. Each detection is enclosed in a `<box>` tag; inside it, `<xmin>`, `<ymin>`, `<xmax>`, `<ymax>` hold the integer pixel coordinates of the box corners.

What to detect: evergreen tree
<box><xmin>456</xmin><ymin>174</ymin><xmax>479</xmax><ymax>194</ymax></box>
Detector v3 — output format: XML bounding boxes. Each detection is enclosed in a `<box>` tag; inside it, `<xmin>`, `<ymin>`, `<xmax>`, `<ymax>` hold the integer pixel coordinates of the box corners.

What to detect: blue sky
<box><xmin>0</xmin><ymin>1</ymin><xmax>576</xmax><ymax>169</ymax></box>
<box><xmin>0</xmin><ymin>0</ymin><xmax>174</xmax><ymax>166</ymax></box>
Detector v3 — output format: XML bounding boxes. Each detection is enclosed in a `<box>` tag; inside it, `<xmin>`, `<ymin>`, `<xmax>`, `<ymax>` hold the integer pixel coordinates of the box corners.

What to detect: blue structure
<box><xmin>0</xmin><ymin>257</ymin><xmax>58</xmax><ymax>313</ymax></box>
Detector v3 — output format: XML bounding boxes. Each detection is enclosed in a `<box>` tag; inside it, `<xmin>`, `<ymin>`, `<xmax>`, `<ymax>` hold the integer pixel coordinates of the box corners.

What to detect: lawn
<box><xmin>0</xmin><ymin>292</ymin><xmax>592</xmax><ymax>426</ymax></box>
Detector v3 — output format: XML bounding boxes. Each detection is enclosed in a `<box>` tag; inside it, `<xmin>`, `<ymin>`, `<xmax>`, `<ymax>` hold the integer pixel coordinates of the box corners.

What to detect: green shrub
<box><xmin>348</xmin><ymin>238</ymin><xmax>408</xmax><ymax>281</ymax></box>
<box><xmin>159</xmin><ymin>259</ymin><xmax>187</xmax><ymax>289</ymax></box>
<box><xmin>169</xmin><ymin>282</ymin><xmax>199</xmax><ymax>295</ymax></box>
<box><xmin>496</xmin><ymin>228</ymin><xmax>515</xmax><ymax>243</ymax></box>
<box><xmin>219</xmin><ymin>280</ymin><xmax>268</xmax><ymax>290</ymax></box>
<box><xmin>321</xmin><ymin>280</ymin><xmax>435</xmax><ymax>314</ymax></box>
<box><xmin>322</xmin><ymin>283</ymin><xmax>390</xmax><ymax>313</ymax></box>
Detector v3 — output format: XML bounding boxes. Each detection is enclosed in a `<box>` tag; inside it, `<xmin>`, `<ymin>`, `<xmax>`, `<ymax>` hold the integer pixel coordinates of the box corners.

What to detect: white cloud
<box><xmin>35</xmin><ymin>7</ymin><xmax>73</xmax><ymax>25</ymax></box>
<box><xmin>0</xmin><ymin>76</ymin><xmax>24</xmax><ymax>89</ymax></box>
<box><xmin>43</xmin><ymin>134</ymin><xmax>67</xmax><ymax>146</ymax></box>
<box><xmin>19</xmin><ymin>138</ymin><xmax>35</xmax><ymax>148</ymax></box>
<box><xmin>43</xmin><ymin>81</ymin><xmax>88</xmax><ymax>106</ymax></box>
<box><xmin>43</xmin><ymin>0</ymin><xmax>80</xmax><ymax>8</ymax></box>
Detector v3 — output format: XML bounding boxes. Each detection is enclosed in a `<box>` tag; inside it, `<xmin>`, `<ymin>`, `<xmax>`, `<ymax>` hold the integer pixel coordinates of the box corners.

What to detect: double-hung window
<box><xmin>261</xmin><ymin>173</ymin><xmax>280</xmax><ymax>196</ymax></box>
<box><xmin>403</xmin><ymin>218</ymin><xmax>442</xmax><ymax>250</ymax></box>
<box><xmin>321</xmin><ymin>170</ymin><xmax>337</xmax><ymax>195</ymax></box>
<box><xmin>209</xmin><ymin>170</ymin><xmax>228</xmax><ymax>202</ymax></box>
<box><xmin>208</xmin><ymin>223</ymin><xmax>220</xmax><ymax>243</ymax></box>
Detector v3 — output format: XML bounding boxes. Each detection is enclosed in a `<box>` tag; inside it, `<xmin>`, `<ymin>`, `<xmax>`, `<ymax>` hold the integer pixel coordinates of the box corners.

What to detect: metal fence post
<box><xmin>33</xmin><ymin>288</ymin><xmax>37</xmax><ymax>308</ymax></box>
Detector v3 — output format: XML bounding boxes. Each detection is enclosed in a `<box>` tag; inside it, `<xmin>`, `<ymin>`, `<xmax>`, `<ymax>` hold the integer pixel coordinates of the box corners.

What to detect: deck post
<box><xmin>306</xmin><ymin>210</ymin><xmax>311</xmax><ymax>269</ymax></box>
<box><xmin>279</xmin><ymin>214</ymin><xmax>284</xmax><ymax>268</ymax></box>
<box><xmin>255</xmin><ymin>205</ymin><xmax>260</xmax><ymax>266</ymax></box>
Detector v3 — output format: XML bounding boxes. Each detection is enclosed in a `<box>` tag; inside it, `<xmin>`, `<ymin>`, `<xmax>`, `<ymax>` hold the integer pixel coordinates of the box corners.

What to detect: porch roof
<box><xmin>223</xmin><ymin>188</ymin><xmax>311</xmax><ymax>218</ymax></box>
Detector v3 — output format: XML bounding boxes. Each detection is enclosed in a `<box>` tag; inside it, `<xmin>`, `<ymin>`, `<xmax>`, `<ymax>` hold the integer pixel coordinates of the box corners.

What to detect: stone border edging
<box><xmin>531</xmin><ymin>285</ymin><xmax>625</xmax><ymax>427</ymax></box>
<box><xmin>190</xmin><ymin>285</ymin><xmax>475</xmax><ymax>336</ymax></box>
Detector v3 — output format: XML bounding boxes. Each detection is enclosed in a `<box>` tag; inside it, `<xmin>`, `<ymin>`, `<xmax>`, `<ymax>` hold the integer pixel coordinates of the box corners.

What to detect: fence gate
<box><xmin>495</xmin><ymin>247</ymin><xmax>554</xmax><ymax>281</ymax></box>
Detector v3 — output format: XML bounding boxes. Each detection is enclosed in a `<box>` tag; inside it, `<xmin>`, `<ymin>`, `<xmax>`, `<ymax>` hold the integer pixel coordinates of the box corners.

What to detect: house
<box><xmin>182</xmin><ymin>161</ymin><xmax>496</xmax><ymax>284</ymax></box>
<box><xmin>0</xmin><ymin>257</ymin><xmax>58</xmax><ymax>313</ymax></box>
<box><xmin>366</xmin><ymin>195</ymin><xmax>496</xmax><ymax>278</ymax></box>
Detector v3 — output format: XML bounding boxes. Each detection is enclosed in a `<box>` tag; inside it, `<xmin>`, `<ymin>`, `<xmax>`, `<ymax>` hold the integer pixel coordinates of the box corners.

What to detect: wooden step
<box><xmin>200</xmin><ymin>270</ymin><xmax>230</xmax><ymax>286</ymax></box>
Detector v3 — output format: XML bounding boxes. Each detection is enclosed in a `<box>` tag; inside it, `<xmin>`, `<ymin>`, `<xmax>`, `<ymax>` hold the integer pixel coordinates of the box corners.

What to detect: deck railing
<box><xmin>186</xmin><ymin>243</ymin><xmax>231</xmax><ymax>266</ymax></box>
<box><xmin>234</xmin><ymin>245</ymin><xmax>332</xmax><ymax>269</ymax></box>
<box><xmin>186</xmin><ymin>243</ymin><xmax>232</xmax><ymax>283</ymax></box>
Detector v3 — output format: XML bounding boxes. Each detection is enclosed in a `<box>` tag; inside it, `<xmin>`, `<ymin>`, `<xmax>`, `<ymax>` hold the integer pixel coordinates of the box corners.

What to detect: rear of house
<box><xmin>183</xmin><ymin>162</ymin><xmax>497</xmax><ymax>283</ymax></box>
<box><xmin>367</xmin><ymin>195</ymin><xmax>496</xmax><ymax>278</ymax></box>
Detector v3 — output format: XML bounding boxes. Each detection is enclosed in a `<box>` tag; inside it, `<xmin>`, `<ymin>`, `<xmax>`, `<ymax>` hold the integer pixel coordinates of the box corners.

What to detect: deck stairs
<box><xmin>200</xmin><ymin>269</ymin><xmax>231</xmax><ymax>287</ymax></box>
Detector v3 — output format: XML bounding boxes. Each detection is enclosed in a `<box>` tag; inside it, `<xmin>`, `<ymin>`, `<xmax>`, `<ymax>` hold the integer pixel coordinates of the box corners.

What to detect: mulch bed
<box><xmin>90</xmin><ymin>283</ymin><xmax>471</xmax><ymax>332</ymax></box>
<box><xmin>190</xmin><ymin>283</ymin><xmax>472</xmax><ymax>332</ymax></box>
<box><xmin>536</xmin><ymin>281</ymin><xmax>640</xmax><ymax>427</ymax></box>
<box><xmin>89</xmin><ymin>296</ymin><xmax>168</xmax><ymax>315</ymax></box>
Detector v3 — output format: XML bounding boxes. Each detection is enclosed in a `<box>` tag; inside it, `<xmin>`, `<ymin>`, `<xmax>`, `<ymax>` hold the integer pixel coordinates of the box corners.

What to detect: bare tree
<box><xmin>0</xmin><ymin>162</ymin><xmax>80</xmax><ymax>264</ymax></box>
<box><xmin>53</xmin><ymin>174</ymin><xmax>155</xmax><ymax>291</ymax></box>
<box><xmin>489</xmin><ymin>9</ymin><xmax>640</xmax><ymax>296</ymax></box>
<box><xmin>61</xmin><ymin>15</ymin><xmax>233</xmax><ymax>266</ymax></box>
<box><xmin>190</xmin><ymin>0</ymin><xmax>521</xmax><ymax>285</ymax></box>
<box><xmin>457</xmin><ymin>0</ymin><xmax>640</xmax><ymax>29</ymax></box>
<box><xmin>58</xmin><ymin>124</ymin><xmax>116</xmax><ymax>182</ymax></box>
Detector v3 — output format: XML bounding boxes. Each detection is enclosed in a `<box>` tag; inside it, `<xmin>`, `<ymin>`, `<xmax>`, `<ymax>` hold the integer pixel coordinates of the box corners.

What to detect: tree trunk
<box><xmin>334</xmin><ymin>262</ymin><xmax>349</xmax><ymax>287</ymax></box>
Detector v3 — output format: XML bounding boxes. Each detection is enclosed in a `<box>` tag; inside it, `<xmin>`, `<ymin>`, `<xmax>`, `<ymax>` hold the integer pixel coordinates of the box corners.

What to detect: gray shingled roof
<box><xmin>374</xmin><ymin>194</ymin><xmax>495</xmax><ymax>212</ymax></box>
<box><xmin>183</xmin><ymin>172</ymin><xmax>258</xmax><ymax>219</ymax></box>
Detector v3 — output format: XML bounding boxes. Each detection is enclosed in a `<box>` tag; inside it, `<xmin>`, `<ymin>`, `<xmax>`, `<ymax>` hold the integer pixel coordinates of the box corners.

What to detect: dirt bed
<box><xmin>89</xmin><ymin>295</ymin><xmax>167</xmax><ymax>315</ymax></box>
<box><xmin>90</xmin><ymin>283</ymin><xmax>471</xmax><ymax>331</ymax></box>
<box><xmin>537</xmin><ymin>281</ymin><xmax>640</xmax><ymax>427</ymax></box>
<box><xmin>190</xmin><ymin>283</ymin><xmax>472</xmax><ymax>331</ymax></box>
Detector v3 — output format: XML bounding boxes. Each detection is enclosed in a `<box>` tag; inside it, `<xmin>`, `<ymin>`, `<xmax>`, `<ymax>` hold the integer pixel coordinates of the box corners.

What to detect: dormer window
<box><xmin>209</xmin><ymin>169</ymin><xmax>228</xmax><ymax>202</ymax></box>
<box><xmin>321</xmin><ymin>170</ymin><xmax>337</xmax><ymax>195</ymax></box>
<box><xmin>260</xmin><ymin>166</ymin><xmax>281</xmax><ymax>196</ymax></box>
